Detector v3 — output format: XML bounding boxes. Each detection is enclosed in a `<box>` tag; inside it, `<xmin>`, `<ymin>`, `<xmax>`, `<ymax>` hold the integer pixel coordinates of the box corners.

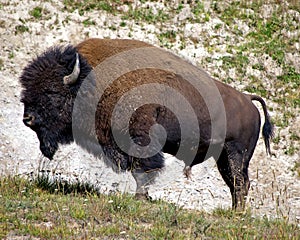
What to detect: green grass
<box><xmin>0</xmin><ymin>176</ymin><xmax>299</xmax><ymax>239</ymax></box>
<box><xmin>63</xmin><ymin>0</ymin><xmax>170</xmax><ymax>25</ymax></box>
<box><xmin>8</xmin><ymin>51</ymin><xmax>14</xmax><ymax>59</ymax></box>
<box><xmin>124</xmin><ymin>6</ymin><xmax>169</xmax><ymax>24</ymax></box>
<box><xmin>63</xmin><ymin>0</ymin><xmax>115</xmax><ymax>15</ymax></box>
<box><xmin>29</xmin><ymin>7</ymin><xmax>43</xmax><ymax>19</ymax></box>
<box><xmin>158</xmin><ymin>30</ymin><xmax>177</xmax><ymax>48</ymax></box>
<box><xmin>82</xmin><ymin>17</ymin><xmax>96</xmax><ymax>27</ymax></box>
<box><xmin>14</xmin><ymin>24</ymin><xmax>29</xmax><ymax>34</ymax></box>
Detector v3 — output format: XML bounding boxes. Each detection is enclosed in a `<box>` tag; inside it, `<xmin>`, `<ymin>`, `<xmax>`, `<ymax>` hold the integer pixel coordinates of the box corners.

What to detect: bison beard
<box><xmin>38</xmin><ymin>127</ymin><xmax>73</xmax><ymax>160</ymax></box>
<box><xmin>19</xmin><ymin>38</ymin><xmax>274</xmax><ymax>210</ymax></box>
<box><xmin>38</xmin><ymin>131</ymin><xmax>58</xmax><ymax>160</ymax></box>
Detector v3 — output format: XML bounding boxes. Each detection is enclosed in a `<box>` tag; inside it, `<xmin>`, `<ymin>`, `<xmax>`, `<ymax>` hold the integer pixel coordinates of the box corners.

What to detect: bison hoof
<box><xmin>135</xmin><ymin>192</ymin><xmax>152</xmax><ymax>201</ymax></box>
<box><xmin>183</xmin><ymin>166</ymin><xmax>192</xmax><ymax>179</ymax></box>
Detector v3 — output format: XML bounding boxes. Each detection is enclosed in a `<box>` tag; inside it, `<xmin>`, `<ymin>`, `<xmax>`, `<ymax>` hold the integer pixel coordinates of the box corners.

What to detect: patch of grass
<box><xmin>0</xmin><ymin>176</ymin><xmax>299</xmax><ymax>239</ymax></box>
<box><xmin>273</xmin><ymin>110</ymin><xmax>296</xmax><ymax>128</ymax></box>
<box><xmin>290</xmin><ymin>131</ymin><xmax>300</xmax><ymax>141</ymax></box>
<box><xmin>252</xmin><ymin>63</ymin><xmax>265</xmax><ymax>71</ymax></box>
<box><xmin>214</xmin><ymin>23</ymin><xmax>223</xmax><ymax>30</ymax></box>
<box><xmin>14</xmin><ymin>24</ymin><xmax>29</xmax><ymax>34</ymax></box>
<box><xmin>29</xmin><ymin>6</ymin><xmax>43</xmax><ymax>19</ymax></box>
<box><xmin>219</xmin><ymin>1</ymin><xmax>242</xmax><ymax>26</ymax></box>
<box><xmin>82</xmin><ymin>17</ymin><xmax>96</xmax><ymax>27</ymax></box>
<box><xmin>8</xmin><ymin>51</ymin><xmax>14</xmax><ymax>59</ymax></box>
<box><xmin>192</xmin><ymin>1</ymin><xmax>205</xmax><ymax>16</ymax></box>
<box><xmin>64</xmin><ymin>0</ymin><xmax>170</xmax><ymax>24</ymax></box>
<box><xmin>272</xmin><ymin>133</ymin><xmax>280</xmax><ymax>145</ymax></box>
<box><xmin>246</xmin><ymin>16</ymin><xmax>285</xmax><ymax>66</ymax></box>
<box><xmin>29</xmin><ymin>6</ymin><xmax>51</xmax><ymax>21</ymax></box>
<box><xmin>63</xmin><ymin>0</ymin><xmax>115</xmax><ymax>15</ymax></box>
<box><xmin>119</xmin><ymin>21</ymin><xmax>126</xmax><ymax>27</ymax></box>
<box><xmin>158</xmin><ymin>30</ymin><xmax>177</xmax><ymax>48</ymax></box>
<box><xmin>277</xmin><ymin>65</ymin><xmax>300</xmax><ymax>87</ymax></box>
<box><xmin>220</xmin><ymin>52</ymin><xmax>249</xmax><ymax>76</ymax></box>
<box><xmin>124</xmin><ymin>6</ymin><xmax>169</xmax><ymax>24</ymax></box>
<box><xmin>191</xmin><ymin>1</ymin><xmax>211</xmax><ymax>23</ymax></box>
<box><xmin>175</xmin><ymin>3</ymin><xmax>184</xmax><ymax>14</ymax></box>
<box><xmin>244</xmin><ymin>76</ymin><xmax>268</xmax><ymax>97</ymax></box>
<box><xmin>284</xmin><ymin>144</ymin><xmax>298</xmax><ymax>156</ymax></box>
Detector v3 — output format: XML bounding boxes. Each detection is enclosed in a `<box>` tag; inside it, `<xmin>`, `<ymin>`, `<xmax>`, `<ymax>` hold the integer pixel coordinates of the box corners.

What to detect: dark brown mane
<box><xmin>20</xmin><ymin>45</ymin><xmax>92</xmax><ymax>102</ymax></box>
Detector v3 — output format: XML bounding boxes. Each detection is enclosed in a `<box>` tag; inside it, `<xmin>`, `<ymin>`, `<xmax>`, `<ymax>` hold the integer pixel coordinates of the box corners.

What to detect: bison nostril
<box><xmin>23</xmin><ymin>114</ymin><xmax>35</xmax><ymax>126</ymax></box>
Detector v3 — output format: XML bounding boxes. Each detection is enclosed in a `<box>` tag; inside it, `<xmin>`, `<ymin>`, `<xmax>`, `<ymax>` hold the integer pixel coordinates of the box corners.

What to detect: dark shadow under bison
<box><xmin>20</xmin><ymin>38</ymin><xmax>274</xmax><ymax>210</ymax></box>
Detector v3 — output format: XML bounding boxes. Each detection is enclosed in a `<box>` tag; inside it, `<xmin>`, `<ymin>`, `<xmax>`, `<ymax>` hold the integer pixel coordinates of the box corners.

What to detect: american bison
<box><xmin>20</xmin><ymin>38</ymin><xmax>273</xmax><ymax>210</ymax></box>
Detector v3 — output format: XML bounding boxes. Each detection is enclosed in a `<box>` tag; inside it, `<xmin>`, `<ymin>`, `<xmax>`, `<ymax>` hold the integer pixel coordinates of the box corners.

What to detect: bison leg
<box><xmin>183</xmin><ymin>152</ymin><xmax>207</xmax><ymax>179</ymax></box>
<box><xmin>128</xmin><ymin>132</ymin><xmax>165</xmax><ymax>199</ymax></box>
<box><xmin>216</xmin><ymin>144</ymin><xmax>250</xmax><ymax>211</ymax></box>
<box><xmin>132</xmin><ymin>168</ymin><xmax>160</xmax><ymax>200</ymax></box>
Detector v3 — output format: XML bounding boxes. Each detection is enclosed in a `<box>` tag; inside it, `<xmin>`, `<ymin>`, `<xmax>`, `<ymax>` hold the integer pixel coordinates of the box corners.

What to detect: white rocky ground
<box><xmin>0</xmin><ymin>0</ymin><xmax>299</xmax><ymax>225</ymax></box>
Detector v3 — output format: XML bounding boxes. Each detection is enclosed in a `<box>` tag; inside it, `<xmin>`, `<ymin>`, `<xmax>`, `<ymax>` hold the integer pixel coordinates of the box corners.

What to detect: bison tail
<box><xmin>249</xmin><ymin>95</ymin><xmax>274</xmax><ymax>155</ymax></box>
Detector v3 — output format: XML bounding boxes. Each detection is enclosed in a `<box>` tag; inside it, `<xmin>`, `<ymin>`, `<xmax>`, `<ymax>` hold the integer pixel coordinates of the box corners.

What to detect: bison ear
<box><xmin>63</xmin><ymin>52</ymin><xmax>80</xmax><ymax>85</ymax></box>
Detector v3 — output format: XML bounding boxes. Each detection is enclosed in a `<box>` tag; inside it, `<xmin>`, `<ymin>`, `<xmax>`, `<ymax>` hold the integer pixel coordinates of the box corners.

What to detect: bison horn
<box><xmin>63</xmin><ymin>52</ymin><xmax>80</xmax><ymax>85</ymax></box>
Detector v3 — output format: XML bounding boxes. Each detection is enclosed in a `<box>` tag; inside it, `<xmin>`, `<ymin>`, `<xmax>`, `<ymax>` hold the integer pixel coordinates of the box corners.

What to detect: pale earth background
<box><xmin>0</xmin><ymin>0</ymin><xmax>299</xmax><ymax>224</ymax></box>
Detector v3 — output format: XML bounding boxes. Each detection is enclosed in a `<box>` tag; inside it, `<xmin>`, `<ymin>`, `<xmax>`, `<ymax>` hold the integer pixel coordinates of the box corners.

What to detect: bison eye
<box><xmin>23</xmin><ymin>113</ymin><xmax>36</xmax><ymax>127</ymax></box>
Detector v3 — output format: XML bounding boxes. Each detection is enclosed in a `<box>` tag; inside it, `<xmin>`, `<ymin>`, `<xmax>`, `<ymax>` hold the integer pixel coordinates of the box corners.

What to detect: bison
<box><xmin>20</xmin><ymin>38</ymin><xmax>273</xmax><ymax>210</ymax></box>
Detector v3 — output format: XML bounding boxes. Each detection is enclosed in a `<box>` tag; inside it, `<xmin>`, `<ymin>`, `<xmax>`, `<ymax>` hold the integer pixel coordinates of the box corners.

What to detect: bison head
<box><xmin>20</xmin><ymin>45</ymin><xmax>92</xmax><ymax>159</ymax></box>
